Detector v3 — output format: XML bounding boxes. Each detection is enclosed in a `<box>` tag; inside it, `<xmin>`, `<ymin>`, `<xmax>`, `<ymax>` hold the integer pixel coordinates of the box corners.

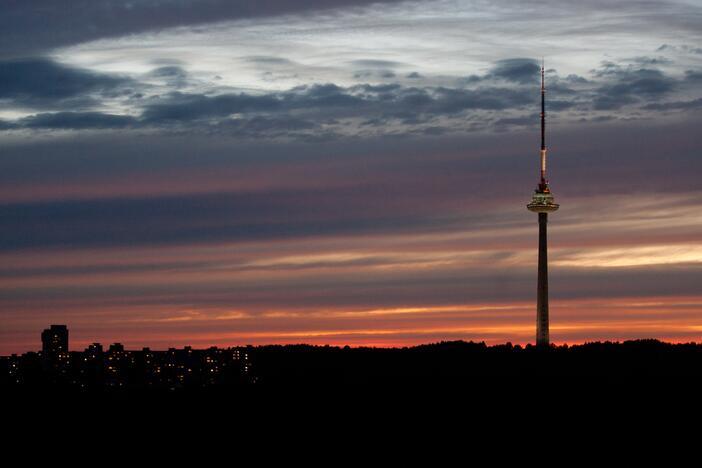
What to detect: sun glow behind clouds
<box><xmin>32</xmin><ymin>297</ymin><xmax>702</xmax><ymax>352</ymax></box>
<box><xmin>555</xmin><ymin>244</ymin><xmax>702</xmax><ymax>268</ymax></box>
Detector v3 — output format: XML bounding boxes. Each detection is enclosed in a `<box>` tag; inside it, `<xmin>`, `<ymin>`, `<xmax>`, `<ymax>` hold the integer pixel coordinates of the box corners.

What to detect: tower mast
<box><xmin>527</xmin><ymin>60</ymin><xmax>559</xmax><ymax>347</ymax></box>
<box><xmin>540</xmin><ymin>60</ymin><xmax>546</xmax><ymax>189</ymax></box>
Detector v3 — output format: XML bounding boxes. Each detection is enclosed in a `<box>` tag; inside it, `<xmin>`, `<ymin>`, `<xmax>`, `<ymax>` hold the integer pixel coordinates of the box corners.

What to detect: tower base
<box><xmin>536</xmin><ymin>212</ymin><xmax>549</xmax><ymax>346</ymax></box>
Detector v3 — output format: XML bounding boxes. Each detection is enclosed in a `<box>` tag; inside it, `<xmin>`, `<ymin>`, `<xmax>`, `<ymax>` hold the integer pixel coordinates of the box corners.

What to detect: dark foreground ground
<box><xmin>252</xmin><ymin>339</ymin><xmax>702</xmax><ymax>384</ymax></box>
<box><xmin>6</xmin><ymin>339</ymin><xmax>702</xmax><ymax>433</ymax></box>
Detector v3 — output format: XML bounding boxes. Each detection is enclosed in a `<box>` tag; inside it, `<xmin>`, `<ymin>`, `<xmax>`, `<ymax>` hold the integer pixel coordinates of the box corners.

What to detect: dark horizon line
<box><xmin>6</xmin><ymin>337</ymin><xmax>702</xmax><ymax>358</ymax></box>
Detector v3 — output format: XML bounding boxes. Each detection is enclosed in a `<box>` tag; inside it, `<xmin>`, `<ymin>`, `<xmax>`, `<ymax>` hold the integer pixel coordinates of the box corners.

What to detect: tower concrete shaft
<box><xmin>536</xmin><ymin>212</ymin><xmax>549</xmax><ymax>346</ymax></box>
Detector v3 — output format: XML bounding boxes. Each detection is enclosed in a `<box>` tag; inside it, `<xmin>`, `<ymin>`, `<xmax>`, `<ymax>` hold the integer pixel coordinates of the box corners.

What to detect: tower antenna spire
<box><xmin>540</xmin><ymin>59</ymin><xmax>546</xmax><ymax>188</ymax></box>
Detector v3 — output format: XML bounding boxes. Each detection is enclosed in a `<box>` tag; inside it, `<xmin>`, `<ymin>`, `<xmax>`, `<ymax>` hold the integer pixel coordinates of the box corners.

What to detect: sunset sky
<box><xmin>1</xmin><ymin>0</ymin><xmax>702</xmax><ymax>354</ymax></box>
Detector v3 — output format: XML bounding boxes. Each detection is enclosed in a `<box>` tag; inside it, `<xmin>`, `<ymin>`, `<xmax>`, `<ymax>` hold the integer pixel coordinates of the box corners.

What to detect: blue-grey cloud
<box><xmin>139</xmin><ymin>82</ymin><xmax>536</xmax><ymax>129</ymax></box>
<box><xmin>0</xmin><ymin>120</ymin><xmax>18</xmax><ymax>131</ymax></box>
<box><xmin>657</xmin><ymin>44</ymin><xmax>702</xmax><ymax>54</ymax></box>
<box><xmin>643</xmin><ymin>98</ymin><xmax>702</xmax><ymax>111</ymax></box>
<box><xmin>1</xmin><ymin>56</ymin><xmax>699</xmax><ymax>138</ymax></box>
<box><xmin>140</xmin><ymin>91</ymin><xmax>283</xmax><ymax>122</ymax></box>
<box><xmin>592</xmin><ymin>67</ymin><xmax>676</xmax><ymax>110</ymax></box>
<box><xmin>147</xmin><ymin>65</ymin><xmax>190</xmax><ymax>88</ymax></box>
<box><xmin>19</xmin><ymin>112</ymin><xmax>137</xmax><ymax>129</ymax></box>
<box><xmin>488</xmin><ymin>58</ymin><xmax>541</xmax><ymax>84</ymax></box>
<box><xmin>351</xmin><ymin>59</ymin><xmax>405</xmax><ymax>69</ymax></box>
<box><xmin>214</xmin><ymin>116</ymin><xmax>319</xmax><ymax>139</ymax></box>
<box><xmin>0</xmin><ymin>58</ymin><xmax>132</xmax><ymax>108</ymax></box>
<box><xmin>0</xmin><ymin>0</ymin><xmax>406</xmax><ymax>58</ymax></box>
<box><xmin>0</xmin><ymin>189</ymin><xmax>472</xmax><ymax>251</ymax></box>
<box><xmin>685</xmin><ymin>70</ymin><xmax>702</xmax><ymax>82</ymax></box>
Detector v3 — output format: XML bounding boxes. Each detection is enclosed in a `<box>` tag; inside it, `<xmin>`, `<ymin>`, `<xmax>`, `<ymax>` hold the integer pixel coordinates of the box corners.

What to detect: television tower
<box><xmin>527</xmin><ymin>62</ymin><xmax>559</xmax><ymax>346</ymax></box>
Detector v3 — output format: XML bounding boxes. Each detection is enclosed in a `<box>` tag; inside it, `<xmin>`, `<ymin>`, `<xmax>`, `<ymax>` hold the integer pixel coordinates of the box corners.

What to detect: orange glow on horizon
<box><xmin>4</xmin><ymin>295</ymin><xmax>698</xmax><ymax>355</ymax></box>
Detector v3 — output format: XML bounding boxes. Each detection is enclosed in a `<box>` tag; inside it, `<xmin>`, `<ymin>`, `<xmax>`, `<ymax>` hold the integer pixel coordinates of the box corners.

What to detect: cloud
<box><xmin>489</xmin><ymin>59</ymin><xmax>541</xmax><ymax>84</ymax></box>
<box><xmin>493</xmin><ymin>114</ymin><xmax>538</xmax><ymax>129</ymax></box>
<box><xmin>0</xmin><ymin>189</ymin><xmax>470</xmax><ymax>251</ymax></box>
<box><xmin>243</xmin><ymin>56</ymin><xmax>296</xmax><ymax>66</ymax></box>
<box><xmin>628</xmin><ymin>56</ymin><xmax>673</xmax><ymax>66</ymax></box>
<box><xmin>146</xmin><ymin>65</ymin><xmax>190</xmax><ymax>88</ymax></box>
<box><xmin>657</xmin><ymin>44</ymin><xmax>702</xmax><ymax>55</ymax></box>
<box><xmin>137</xmin><ymin>82</ymin><xmax>536</xmax><ymax>132</ymax></box>
<box><xmin>0</xmin><ymin>0</ymin><xmax>406</xmax><ymax>58</ymax></box>
<box><xmin>0</xmin><ymin>54</ymin><xmax>699</xmax><ymax>138</ymax></box>
<box><xmin>685</xmin><ymin>70</ymin><xmax>702</xmax><ymax>82</ymax></box>
<box><xmin>351</xmin><ymin>59</ymin><xmax>404</xmax><ymax>69</ymax></box>
<box><xmin>18</xmin><ymin>112</ymin><xmax>137</xmax><ymax>129</ymax></box>
<box><xmin>643</xmin><ymin>98</ymin><xmax>702</xmax><ymax>111</ymax></box>
<box><xmin>0</xmin><ymin>120</ymin><xmax>18</xmax><ymax>131</ymax></box>
<box><xmin>0</xmin><ymin>58</ymin><xmax>132</xmax><ymax>109</ymax></box>
<box><xmin>140</xmin><ymin>91</ymin><xmax>283</xmax><ymax>122</ymax></box>
<box><xmin>592</xmin><ymin>67</ymin><xmax>676</xmax><ymax>110</ymax></box>
<box><xmin>214</xmin><ymin>116</ymin><xmax>319</xmax><ymax>139</ymax></box>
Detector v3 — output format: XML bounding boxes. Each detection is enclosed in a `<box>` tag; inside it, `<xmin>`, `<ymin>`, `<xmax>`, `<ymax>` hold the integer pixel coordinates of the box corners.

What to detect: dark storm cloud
<box><xmin>150</xmin><ymin>66</ymin><xmax>187</xmax><ymax>78</ymax></box>
<box><xmin>0</xmin><ymin>120</ymin><xmax>18</xmax><ymax>130</ymax></box>
<box><xmin>138</xmin><ymin>82</ymin><xmax>535</xmax><ymax>129</ymax></box>
<box><xmin>140</xmin><ymin>91</ymin><xmax>283</xmax><ymax>122</ymax></box>
<box><xmin>351</xmin><ymin>60</ymin><xmax>405</xmax><ymax>69</ymax></box>
<box><xmin>0</xmin><ymin>0</ymin><xmax>406</xmax><ymax>58</ymax></box>
<box><xmin>282</xmin><ymin>84</ymin><xmax>369</xmax><ymax>109</ymax></box>
<box><xmin>350</xmin><ymin>60</ymin><xmax>404</xmax><ymax>79</ymax></box>
<box><xmin>564</xmin><ymin>74</ymin><xmax>589</xmax><ymax>85</ymax></box>
<box><xmin>147</xmin><ymin>66</ymin><xmax>190</xmax><ymax>88</ymax></box>
<box><xmin>455</xmin><ymin>58</ymin><xmax>542</xmax><ymax>86</ymax></box>
<box><xmin>0</xmin><ymin>56</ymin><xmax>697</xmax><ymax>135</ymax></box>
<box><xmin>493</xmin><ymin>114</ymin><xmax>538</xmax><ymax>129</ymax></box>
<box><xmin>685</xmin><ymin>70</ymin><xmax>702</xmax><ymax>82</ymax></box>
<box><xmin>214</xmin><ymin>116</ymin><xmax>319</xmax><ymax>139</ymax></box>
<box><xmin>592</xmin><ymin>67</ymin><xmax>676</xmax><ymax>110</ymax></box>
<box><xmin>0</xmin><ymin>79</ymin><xmax>528</xmax><ymax>136</ymax></box>
<box><xmin>353</xmin><ymin>70</ymin><xmax>397</xmax><ymax>80</ymax></box>
<box><xmin>643</xmin><ymin>98</ymin><xmax>702</xmax><ymax>111</ymax></box>
<box><xmin>657</xmin><ymin>44</ymin><xmax>702</xmax><ymax>55</ymax></box>
<box><xmin>633</xmin><ymin>56</ymin><xmax>672</xmax><ymax>66</ymax></box>
<box><xmin>0</xmin><ymin>189</ymin><xmax>470</xmax><ymax>251</ymax></box>
<box><xmin>0</xmin><ymin>58</ymin><xmax>132</xmax><ymax>108</ymax></box>
<box><xmin>18</xmin><ymin>112</ymin><xmax>138</xmax><ymax>130</ymax></box>
<box><xmin>488</xmin><ymin>59</ymin><xmax>541</xmax><ymax>84</ymax></box>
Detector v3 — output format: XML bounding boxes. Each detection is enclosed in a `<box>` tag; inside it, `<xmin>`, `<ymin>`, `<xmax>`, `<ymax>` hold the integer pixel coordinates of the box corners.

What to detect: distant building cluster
<box><xmin>1</xmin><ymin>325</ymin><xmax>253</xmax><ymax>391</ymax></box>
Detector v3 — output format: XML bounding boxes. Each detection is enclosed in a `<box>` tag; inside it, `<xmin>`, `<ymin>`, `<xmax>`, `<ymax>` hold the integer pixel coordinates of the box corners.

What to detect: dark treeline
<box><xmin>250</xmin><ymin>339</ymin><xmax>702</xmax><ymax>386</ymax></box>
<box><xmin>3</xmin><ymin>339</ymin><xmax>702</xmax><ymax>393</ymax></box>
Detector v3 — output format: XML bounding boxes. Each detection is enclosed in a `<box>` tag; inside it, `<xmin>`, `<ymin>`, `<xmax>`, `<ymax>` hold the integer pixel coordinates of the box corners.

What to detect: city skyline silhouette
<box><xmin>5</xmin><ymin>323</ymin><xmax>702</xmax><ymax>391</ymax></box>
